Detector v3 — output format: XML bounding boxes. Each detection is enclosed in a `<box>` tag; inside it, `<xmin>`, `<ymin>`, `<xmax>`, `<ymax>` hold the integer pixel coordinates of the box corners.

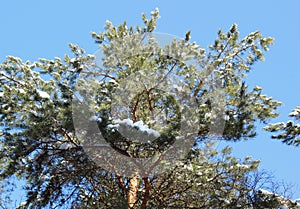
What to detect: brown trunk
<box><xmin>140</xmin><ymin>177</ymin><xmax>150</xmax><ymax>209</ymax></box>
<box><xmin>127</xmin><ymin>176</ymin><xmax>139</xmax><ymax>209</ymax></box>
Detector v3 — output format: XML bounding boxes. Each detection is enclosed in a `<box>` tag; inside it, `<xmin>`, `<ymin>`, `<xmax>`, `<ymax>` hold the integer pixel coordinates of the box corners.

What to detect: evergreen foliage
<box><xmin>0</xmin><ymin>9</ymin><xmax>297</xmax><ymax>209</ymax></box>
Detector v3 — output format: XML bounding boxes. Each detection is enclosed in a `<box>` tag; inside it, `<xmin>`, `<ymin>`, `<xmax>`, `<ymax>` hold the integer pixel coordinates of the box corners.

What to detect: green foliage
<box><xmin>147</xmin><ymin>146</ymin><xmax>261</xmax><ymax>208</ymax></box>
<box><xmin>265</xmin><ymin>106</ymin><xmax>300</xmax><ymax>146</ymax></box>
<box><xmin>0</xmin><ymin>8</ymin><xmax>295</xmax><ymax>209</ymax></box>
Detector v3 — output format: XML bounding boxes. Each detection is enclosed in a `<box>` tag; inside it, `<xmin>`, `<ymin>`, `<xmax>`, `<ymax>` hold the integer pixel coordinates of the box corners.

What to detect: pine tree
<box><xmin>0</xmin><ymin>9</ymin><xmax>297</xmax><ymax>208</ymax></box>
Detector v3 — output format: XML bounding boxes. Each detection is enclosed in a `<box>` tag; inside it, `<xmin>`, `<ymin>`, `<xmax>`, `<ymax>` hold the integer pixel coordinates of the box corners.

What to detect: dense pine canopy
<box><xmin>0</xmin><ymin>9</ymin><xmax>299</xmax><ymax>209</ymax></box>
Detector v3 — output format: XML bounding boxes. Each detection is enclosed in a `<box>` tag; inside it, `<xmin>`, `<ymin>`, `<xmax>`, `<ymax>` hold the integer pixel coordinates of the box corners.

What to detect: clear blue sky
<box><xmin>1</xmin><ymin>0</ymin><xmax>300</xmax><ymax>201</ymax></box>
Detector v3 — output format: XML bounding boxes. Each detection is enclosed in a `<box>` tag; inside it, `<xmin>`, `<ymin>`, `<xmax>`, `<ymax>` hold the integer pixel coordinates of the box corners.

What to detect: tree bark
<box><xmin>127</xmin><ymin>176</ymin><xmax>139</xmax><ymax>209</ymax></box>
<box><xmin>140</xmin><ymin>177</ymin><xmax>150</xmax><ymax>209</ymax></box>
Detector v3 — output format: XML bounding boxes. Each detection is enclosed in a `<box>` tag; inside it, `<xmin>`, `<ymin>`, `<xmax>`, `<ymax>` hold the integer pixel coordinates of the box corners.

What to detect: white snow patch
<box><xmin>259</xmin><ymin>189</ymin><xmax>274</xmax><ymax>195</ymax></box>
<box><xmin>110</xmin><ymin>118</ymin><xmax>160</xmax><ymax>137</ymax></box>
<box><xmin>253</xmin><ymin>85</ymin><xmax>263</xmax><ymax>91</ymax></box>
<box><xmin>89</xmin><ymin>116</ymin><xmax>102</xmax><ymax>122</ymax></box>
<box><xmin>107</xmin><ymin>123</ymin><xmax>120</xmax><ymax>130</ymax></box>
<box><xmin>18</xmin><ymin>88</ymin><xmax>25</xmax><ymax>94</ymax></box>
<box><xmin>108</xmin><ymin>79</ymin><xmax>118</xmax><ymax>84</ymax></box>
<box><xmin>236</xmin><ymin>164</ymin><xmax>249</xmax><ymax>169</ymax></box>
<box><xmin>199</xmin><ymin>104</ymin><xmax>207</xmax><ymax>108</ymax></box>
<box><xmin>224</xmin><ymin>115</ymin><xmax>230</xmax><ymax>121</ymax></box>
<box><xmin>175</xmin><ymin>136</ymin><xmax>185</xmax><ymax>140</ymax></box>
<box><xmin>18</xmin><ymin>202</ymin><xmax>27</xmax><ymax>207</ymax></box>
<box><xmin>183</xmin><ymin>164</ymin><xmax>193</xmax><ymax>171</ymax></box>
<box><xmin>37</xmin><ymin>89</ymin><xmax>50</xmax><ymax>99</ymax></box>
<box><xmin>289</xmin><ymin>110</ymin><xmax>299</xmax><ymax>117</ymax></box>
<box><xmin>0</xmin><ymin>92</ymin><xmax>3</xmax><ymax>97</ymax></box>
<box><xmin>207</xmin><ymin>177</ymin><xmax>214</xmax><ymax>182</ymax></box>
<box><xmin>205</xmin><ymin>112</ymin><xmax>211</xmax><ymax>120</ymax></box>
<box><xmin>59</xmin><ymin>142</ymin><xmax>76</xmax><ymax>150</ymax></box>
<box><xmin>173</xmin><ymin>84</ymin><xmax>183</xmax><ymax>92</ymax></box>
<box><xmin>70</xmin><ymin>58</ymin><xmax>77</xmax><ymax>62</ymax></box>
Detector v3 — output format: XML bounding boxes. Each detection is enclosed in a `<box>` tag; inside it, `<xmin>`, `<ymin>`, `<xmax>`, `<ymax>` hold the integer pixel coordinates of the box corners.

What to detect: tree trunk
<box><xmin>140</xmin><ymin>177</ymin><xmax>150</xmax><ymax>209</ymax></box>
<box><xmin>127</xmin><ymin>176</ymin><xmax>139</xmax><ymax>209</ymax></box>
